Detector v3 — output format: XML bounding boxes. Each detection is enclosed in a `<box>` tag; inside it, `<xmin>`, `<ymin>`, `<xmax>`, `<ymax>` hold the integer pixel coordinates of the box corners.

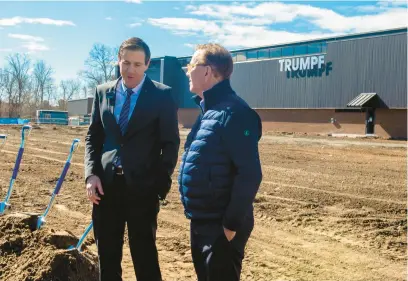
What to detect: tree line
<box><xmin>0</xmin><ymin>43</ymin><xmax>118</xmax><ymax>118</ymax></box>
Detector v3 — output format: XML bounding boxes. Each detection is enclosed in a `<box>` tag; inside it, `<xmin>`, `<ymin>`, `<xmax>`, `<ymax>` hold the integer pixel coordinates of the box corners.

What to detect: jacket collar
<box><xmin>106</xmin><ymin>78</ymin><xmax>121</xmax><ymax>95</ymax></box>
<box><xmin>107</xmin><ymin>76</ymin><xmax>154</xmax><ymax>96</ymax></box>
<box><xmin>193</xmin><ymin>79</ymin><xmax>234</xmax><ymax>111</ymax></box>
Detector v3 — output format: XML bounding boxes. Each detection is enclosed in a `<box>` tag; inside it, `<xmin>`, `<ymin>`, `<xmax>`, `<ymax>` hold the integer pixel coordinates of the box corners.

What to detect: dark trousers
<box><xmin>92</xmin><ymin>174</ymin><xmax>162</xmax><ymax>281</ymax></box>
<box><xmin>190</xmin><ymin>215</ymin><xmax>254</xmax><ymax>281</ymax></box>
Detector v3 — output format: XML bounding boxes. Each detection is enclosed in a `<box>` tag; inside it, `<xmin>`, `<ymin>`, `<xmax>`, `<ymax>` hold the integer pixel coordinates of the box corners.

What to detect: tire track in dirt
<box><xmin>259</xmin><ymin>194</ymin><xmax>313</xmax><ymax>205</ymax></box>
<box><xmin>262</xmin><ymin>165</ymin><xmax>405</xmax><ymax>187</ymax></box>
<box><xmin>246</xmin><ymin>222</ymin><xmax>406</xmax><ymax>281</ymax></box>
<box><xmin>4</xmin><ymin>138</ymin><xmax>85</xmax><ymax>154</ymax></box>
<box><xmin>1</xmin><ymin>137</ymin><xmax>84</xmax><ymax>150</ymax></box>
<box><xmin>1</xmin><ymin>149</ymin><xmax>84</xmax><ymax>166</ymax></box>
<box><xmin>28</xmin><ymin>137</ymin><xmax>84</xmax><ymax>147</ymax></box>
<box><xmin>263</xmin><ymin>181</ymin><xmax>405</xmax><ymax>205</ymax></box>
<box><xmin>157</xmin><ymin>207</ymin><xmax>405</xmax><ymax>281</ymax></box>
<box><xmin>261</xmin><ymin>135</ymin><xmax>406</xmax><ymax>148</ymax></box>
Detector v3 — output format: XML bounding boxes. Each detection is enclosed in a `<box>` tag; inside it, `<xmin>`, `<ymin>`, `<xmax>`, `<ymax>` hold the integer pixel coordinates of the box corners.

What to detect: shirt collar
<box><xmin>120</xmin><ymin>74</ymin><xmax>146</xmax><ymax>95</ymax></box>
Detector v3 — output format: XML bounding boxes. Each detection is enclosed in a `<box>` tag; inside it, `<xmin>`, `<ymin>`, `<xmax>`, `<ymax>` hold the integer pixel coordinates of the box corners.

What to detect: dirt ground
<box><xmin>0</xmin><ymin>125</ymin><xmax>406</xmax><ymax>281</ymax></box>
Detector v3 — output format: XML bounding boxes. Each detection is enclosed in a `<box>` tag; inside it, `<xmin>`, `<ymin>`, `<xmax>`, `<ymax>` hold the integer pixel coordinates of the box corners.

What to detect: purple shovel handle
<box><xmin>12</xmin><ymin>148</ymin><xmax>24</xmax><ymax>180</ymax></box>
<box><xmin>55</xmin><ymin>162</ymin><xmax>71</xmax><ymax>194</ymax></box>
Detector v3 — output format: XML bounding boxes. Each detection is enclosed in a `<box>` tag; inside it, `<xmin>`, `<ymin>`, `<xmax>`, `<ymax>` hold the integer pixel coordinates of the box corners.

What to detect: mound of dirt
<box><xmin>0</xmin><ymin>213</ymin><xmax>99</xmax><ymax>281</ymax></box>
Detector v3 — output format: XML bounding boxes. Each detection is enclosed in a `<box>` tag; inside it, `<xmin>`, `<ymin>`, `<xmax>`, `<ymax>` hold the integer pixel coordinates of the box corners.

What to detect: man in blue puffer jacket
<box><xmin>179</xmin><ymin>43</ymin><xmax>263</xmax><ymax>281</ymax></box>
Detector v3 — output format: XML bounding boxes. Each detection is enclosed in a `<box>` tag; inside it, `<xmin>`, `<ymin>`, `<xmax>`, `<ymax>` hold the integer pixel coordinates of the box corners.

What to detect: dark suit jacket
<box><xmin>84</xmin><ymin>76</ymin><xmax>180</xmax><ymax>200</ymax></box>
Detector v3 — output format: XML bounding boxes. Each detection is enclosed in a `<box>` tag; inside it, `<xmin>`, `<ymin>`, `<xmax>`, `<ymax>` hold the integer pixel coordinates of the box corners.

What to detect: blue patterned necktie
<box><xmin>118</xmin><ymin>88</ymin><xmax>133</xmax><ymax>135</ymax></box>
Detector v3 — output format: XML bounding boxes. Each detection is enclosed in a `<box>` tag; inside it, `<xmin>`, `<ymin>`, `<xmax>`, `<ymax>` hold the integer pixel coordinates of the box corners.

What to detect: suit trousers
<box><xmin>190</xmin><ymin>215</ymin><xmax>254</xmax><ymax>281</ymax></box>
<box><xmin>92</xmin><ymin>174</ymin><xmax>162</xmax><ymax>281</ymax></box>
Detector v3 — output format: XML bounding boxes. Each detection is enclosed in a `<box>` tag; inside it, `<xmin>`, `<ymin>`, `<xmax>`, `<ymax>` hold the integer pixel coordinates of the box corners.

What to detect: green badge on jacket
<box><xmin>244</xmin><ymin>130</ymin><xmax>250</xmax><ymax>136</ymax></box>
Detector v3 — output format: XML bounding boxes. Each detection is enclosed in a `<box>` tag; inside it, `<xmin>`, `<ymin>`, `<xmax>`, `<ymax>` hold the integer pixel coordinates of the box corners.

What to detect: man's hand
<box><xmin>223</xmin><ymin>227</ymin><xmax>236</xmax><ymax>242</ymax></box>
<box><xmin>86</xmin><ymin>175</ymin><xmax>104</xmax><ymax>205</ymax></box>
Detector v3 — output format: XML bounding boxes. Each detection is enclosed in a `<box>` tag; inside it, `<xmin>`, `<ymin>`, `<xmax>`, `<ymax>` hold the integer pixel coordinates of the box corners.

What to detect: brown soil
<box><xmin>0</xmin><ymin>213</ymin><xmax>98</xmax><ymax>281</ymax></box>
<box><xmin>0</xmin><ymin>125</ymin><xmax>406</xmax><ymax>281</ymax></box>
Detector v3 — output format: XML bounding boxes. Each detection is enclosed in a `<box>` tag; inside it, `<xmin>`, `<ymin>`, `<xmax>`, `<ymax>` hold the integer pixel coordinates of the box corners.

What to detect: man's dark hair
<box><xmin>118</xmin><ymin>37</ymin><xmax>151</xmax><ymax>65</ymax></box>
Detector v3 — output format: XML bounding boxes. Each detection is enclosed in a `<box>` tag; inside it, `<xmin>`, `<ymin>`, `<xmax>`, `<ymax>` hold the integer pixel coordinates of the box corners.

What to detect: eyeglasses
<box><xmin>186</xmin><ymin>63</ymin><xmax>208</xmax><ymax>73</ymax></box>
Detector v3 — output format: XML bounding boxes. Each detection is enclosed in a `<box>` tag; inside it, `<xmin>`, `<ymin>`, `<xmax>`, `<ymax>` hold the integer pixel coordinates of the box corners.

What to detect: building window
<box><xmin>231</xmin><ymin>53</ymin><xmax>238</xmax><ymax>62</ymax></box>
<box><xmin>270</xmin><ymin>48</ymin><xmax>281</xmax><ymax>58</ymax></box>
<box><xmin>236</xmin><ymin>52</ymin><xmax>247</xmax><ymax>62</ymax></box>
<box><xmin>308</xmin><ymin>43</ymin><xmax>322</xmax><ymax>54</ymax></box>
<box><xmin>44</xmin><ymin>114</ymin><xmax>51</xmax><ymax>119</ymax></box>
<box><xmin>282</xmin><ymin>47</ymin><xmax>293</xmax><ymax>57</ymax></box>
<box><xmin>149</xmin><ymin>60</ymin><xmax>161</xmax><ymax>69</ymax></box>
<box><xmin>321</xmin><ymin>42</ymin><xmax>328</xmax><ymax>53</ymax></box>
<box><xmin>178</xmin><ymin>58</ymin><xmax>189</xmax><ymax>67</ymax></box>
<box><xmin>294</xmin><ymin>45</ymin><xmax>308</xmax><ymax>55</ymax></box>
<box><xmin>246</xmin><ymin>50</ymin><xmax>258</xmax><ymax>60</ymax></box>
<box><xmin>258</xmin><ymin>49</ymin><xmax>269</xmax><ymax>59</ymax></box>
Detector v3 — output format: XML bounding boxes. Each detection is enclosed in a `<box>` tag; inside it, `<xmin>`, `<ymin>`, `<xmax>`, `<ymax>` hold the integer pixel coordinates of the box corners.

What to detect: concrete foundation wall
<box><xmin>178</xmin><ymin>108</ymin><xmax>407</xmax><ymax>139</ymax></box>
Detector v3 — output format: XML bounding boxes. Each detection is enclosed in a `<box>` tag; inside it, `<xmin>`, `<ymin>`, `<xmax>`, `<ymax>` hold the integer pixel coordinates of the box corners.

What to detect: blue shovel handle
<box><xmin>11</xmin><ymin>125</ymin><xmax>32</xmax><ymax>179</ymax></box>
<box><xmin>12</xmin><ymin>148</ymin><xmax>24</xmax><ymax>179</ymax></box>
<box><xmin>75</xmin><ymin>221</ymin><xmax>93</xmax><ymax>252</ymax></box>
<box><xmin>54</xmin><ymin>139</ymin><xmax>80</xmax><ymax>194</ymax></box>
<box><xmin>21</xmin><ymin>125</ymin><xmax>32</xmax><ymax>143</ymax></box>
<box><xmin>39</xmin><ymin>139</ymin><xmax>81</xmax><ymax>217</ymax></box>
<box><xmin>67</xmin><ymin>139</ymin><xmax>80</xmax><ymax>161</ymax></box>
<box><xmin>55</xmin><ymin>162</ymin><xmax>70</xmax><ymax>194</ymax></box>
<box><xmin>0</xmin><ymin>125</ymin><xmax>32</xmax><ymax>211</ymax></box>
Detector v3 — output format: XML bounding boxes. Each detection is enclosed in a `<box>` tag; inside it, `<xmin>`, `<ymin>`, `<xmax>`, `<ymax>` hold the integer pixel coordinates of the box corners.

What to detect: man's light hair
<box><xmin>195</xmin><ymin>43</ymin><xmax>233</xmax><ymax>79</ymax></box>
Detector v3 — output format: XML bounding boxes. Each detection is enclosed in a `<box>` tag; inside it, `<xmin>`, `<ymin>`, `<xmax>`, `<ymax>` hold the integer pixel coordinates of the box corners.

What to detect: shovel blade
<box><xmin>36</xmin><ymin>215</ymin><xmax>46</xmax><ymax>229</ymax></box>
<box><xmin>0</xmin><ymin>202</ymin><xmax>10</xmax><ymax>215</ymax></box>
<box><xmin>67</xmin><ymin>244</ymin><xmax>83</xmax><ymax>252</ymax></box>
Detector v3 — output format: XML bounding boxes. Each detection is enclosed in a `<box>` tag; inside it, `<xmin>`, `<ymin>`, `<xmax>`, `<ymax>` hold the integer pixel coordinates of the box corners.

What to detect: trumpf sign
<box><xmin>279</xmin><ymin>55</ymin><xmax>333</xmax><ymax>78</ymax></box>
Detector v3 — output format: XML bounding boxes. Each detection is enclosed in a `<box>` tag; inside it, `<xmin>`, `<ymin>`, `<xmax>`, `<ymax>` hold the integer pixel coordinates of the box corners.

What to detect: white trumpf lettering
<box><xmin>299</xmin><ymin>57</ymin><xmax>310</xmax><ymax>71</ymax></box>
<box><xmin>278</xmin><ymin>59</ymin><xmax>285</xmax><ymax>72</ymax></box>
<box><xmin>279</xmin><ymin>55</ymin><xmax>326</xmax><ymax>72</ymax></box>
<box><xmin>291</xmin><ymin>58</ymin><xmax>300</xmax><ymax>71</ymax></box>
<box><xmin>284</xmin><ymin>59</ymin><xmax>291</xmax><ymax>71</ymax></box>
<box><xmin>318</xmin><ymin>55</ymin><xmax>324</xmax><ymax>69</ymax></box>
<box><xmin>310</xmin><ymin>56</ymin><xmax>318</xmax><ymax>69</ymax></box>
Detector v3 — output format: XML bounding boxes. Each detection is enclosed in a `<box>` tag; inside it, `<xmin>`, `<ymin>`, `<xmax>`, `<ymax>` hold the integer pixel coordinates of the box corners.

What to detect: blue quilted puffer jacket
<box><xmin>178</xmin><ymin>79</ymin><xmax>262</xmax><ymax>231</ymax></box>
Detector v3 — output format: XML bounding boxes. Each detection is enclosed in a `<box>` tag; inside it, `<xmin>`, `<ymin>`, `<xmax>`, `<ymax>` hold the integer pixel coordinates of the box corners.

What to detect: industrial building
<box><xmin>66</xmin><ymin>97</ymin><xmax>93</xmax><ymax>125</ymax></box>
<box><xmin>36</xmin><ymin>110</ymin><xmax>68</xmax><ymax>125</ymax></box>
<box><xmin>69</xmin><ymin>28</ymin><xmax>407</xmax><ymax>139</ymax></box>
<box><xmin>67</xmin><ymin>97</ymin><xmax>94</xmax><ymax>117</ymax></box>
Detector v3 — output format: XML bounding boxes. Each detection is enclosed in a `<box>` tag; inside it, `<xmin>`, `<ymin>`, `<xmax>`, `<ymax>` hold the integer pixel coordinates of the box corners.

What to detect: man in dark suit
<box><xmin>84</xmin><ymin>37</ymin><xmax>180</xmax><ymax>281</ymax></box>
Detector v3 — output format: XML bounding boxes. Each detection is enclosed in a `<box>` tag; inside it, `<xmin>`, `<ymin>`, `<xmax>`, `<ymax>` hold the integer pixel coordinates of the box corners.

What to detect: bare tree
<box><xmin>45</xmin><ymin>80</ymin><xmax>57</xmax><ymax>107</ymax></box>
<box><xmin>5</xmin><ymin>53</ymin><xmax>30</xmax><ymax>116</ymax></box>
<box><xmin>82</xmin><ymin>85</ymin><xmax>88</xmax><ymax>98</ymax></box>
<box><xmin>0</xmin><ymin>67</ymin><xmax>17</xmax><ymax>117</ymax></box>
<box><xmin>79</xmin><ymin>43</ymin><xmax>117</xmax><ymax>89</ymax></box>
<box><xmin>59</xmin><ymin>79</ymin><xmax>81</xmax><ymax>110</ymax></box>
<box><xmin>0</xmin><ymin>68</ymin><xmax>5</xmax><ymax>116</ymax></box>
<box><xmin>23</xmin><ymin>77</ymin><xmax>37</xmax><ymax>116</ymax></box>
<box><xmin>32</xmin><ymin>60</ymin><xmax>53</xmax><ymax>107</ymax></box>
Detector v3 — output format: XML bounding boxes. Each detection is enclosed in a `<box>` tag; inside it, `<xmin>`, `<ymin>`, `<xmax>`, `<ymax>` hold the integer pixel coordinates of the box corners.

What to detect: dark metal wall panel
<box><xmin>162</xmin><ymin>56</ymin><xmax>187</xmax><ymax>106</ymax></box>
<box><xmin>87</xmin><ymin>97</ymin><xmax>94</xmax><ymax>115</ymax></box>
<box><xmin>146</xmin><ymin>67</ymin><xmax>161</xmax><ymax>83</ymax></box>
<box><xmin>180</xmin><ymin>67</ymin><xmax>197</xmax><ymax>108</ymax></box>
<box><xmin>229</xmin><ymin>33</ymin><xmax>406</xmax><ymax>108</ymax></box>
<box><xmin>147</xmin><ymin>57</ymin><xmax>197</xmax><ymax>108</ymax></box>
